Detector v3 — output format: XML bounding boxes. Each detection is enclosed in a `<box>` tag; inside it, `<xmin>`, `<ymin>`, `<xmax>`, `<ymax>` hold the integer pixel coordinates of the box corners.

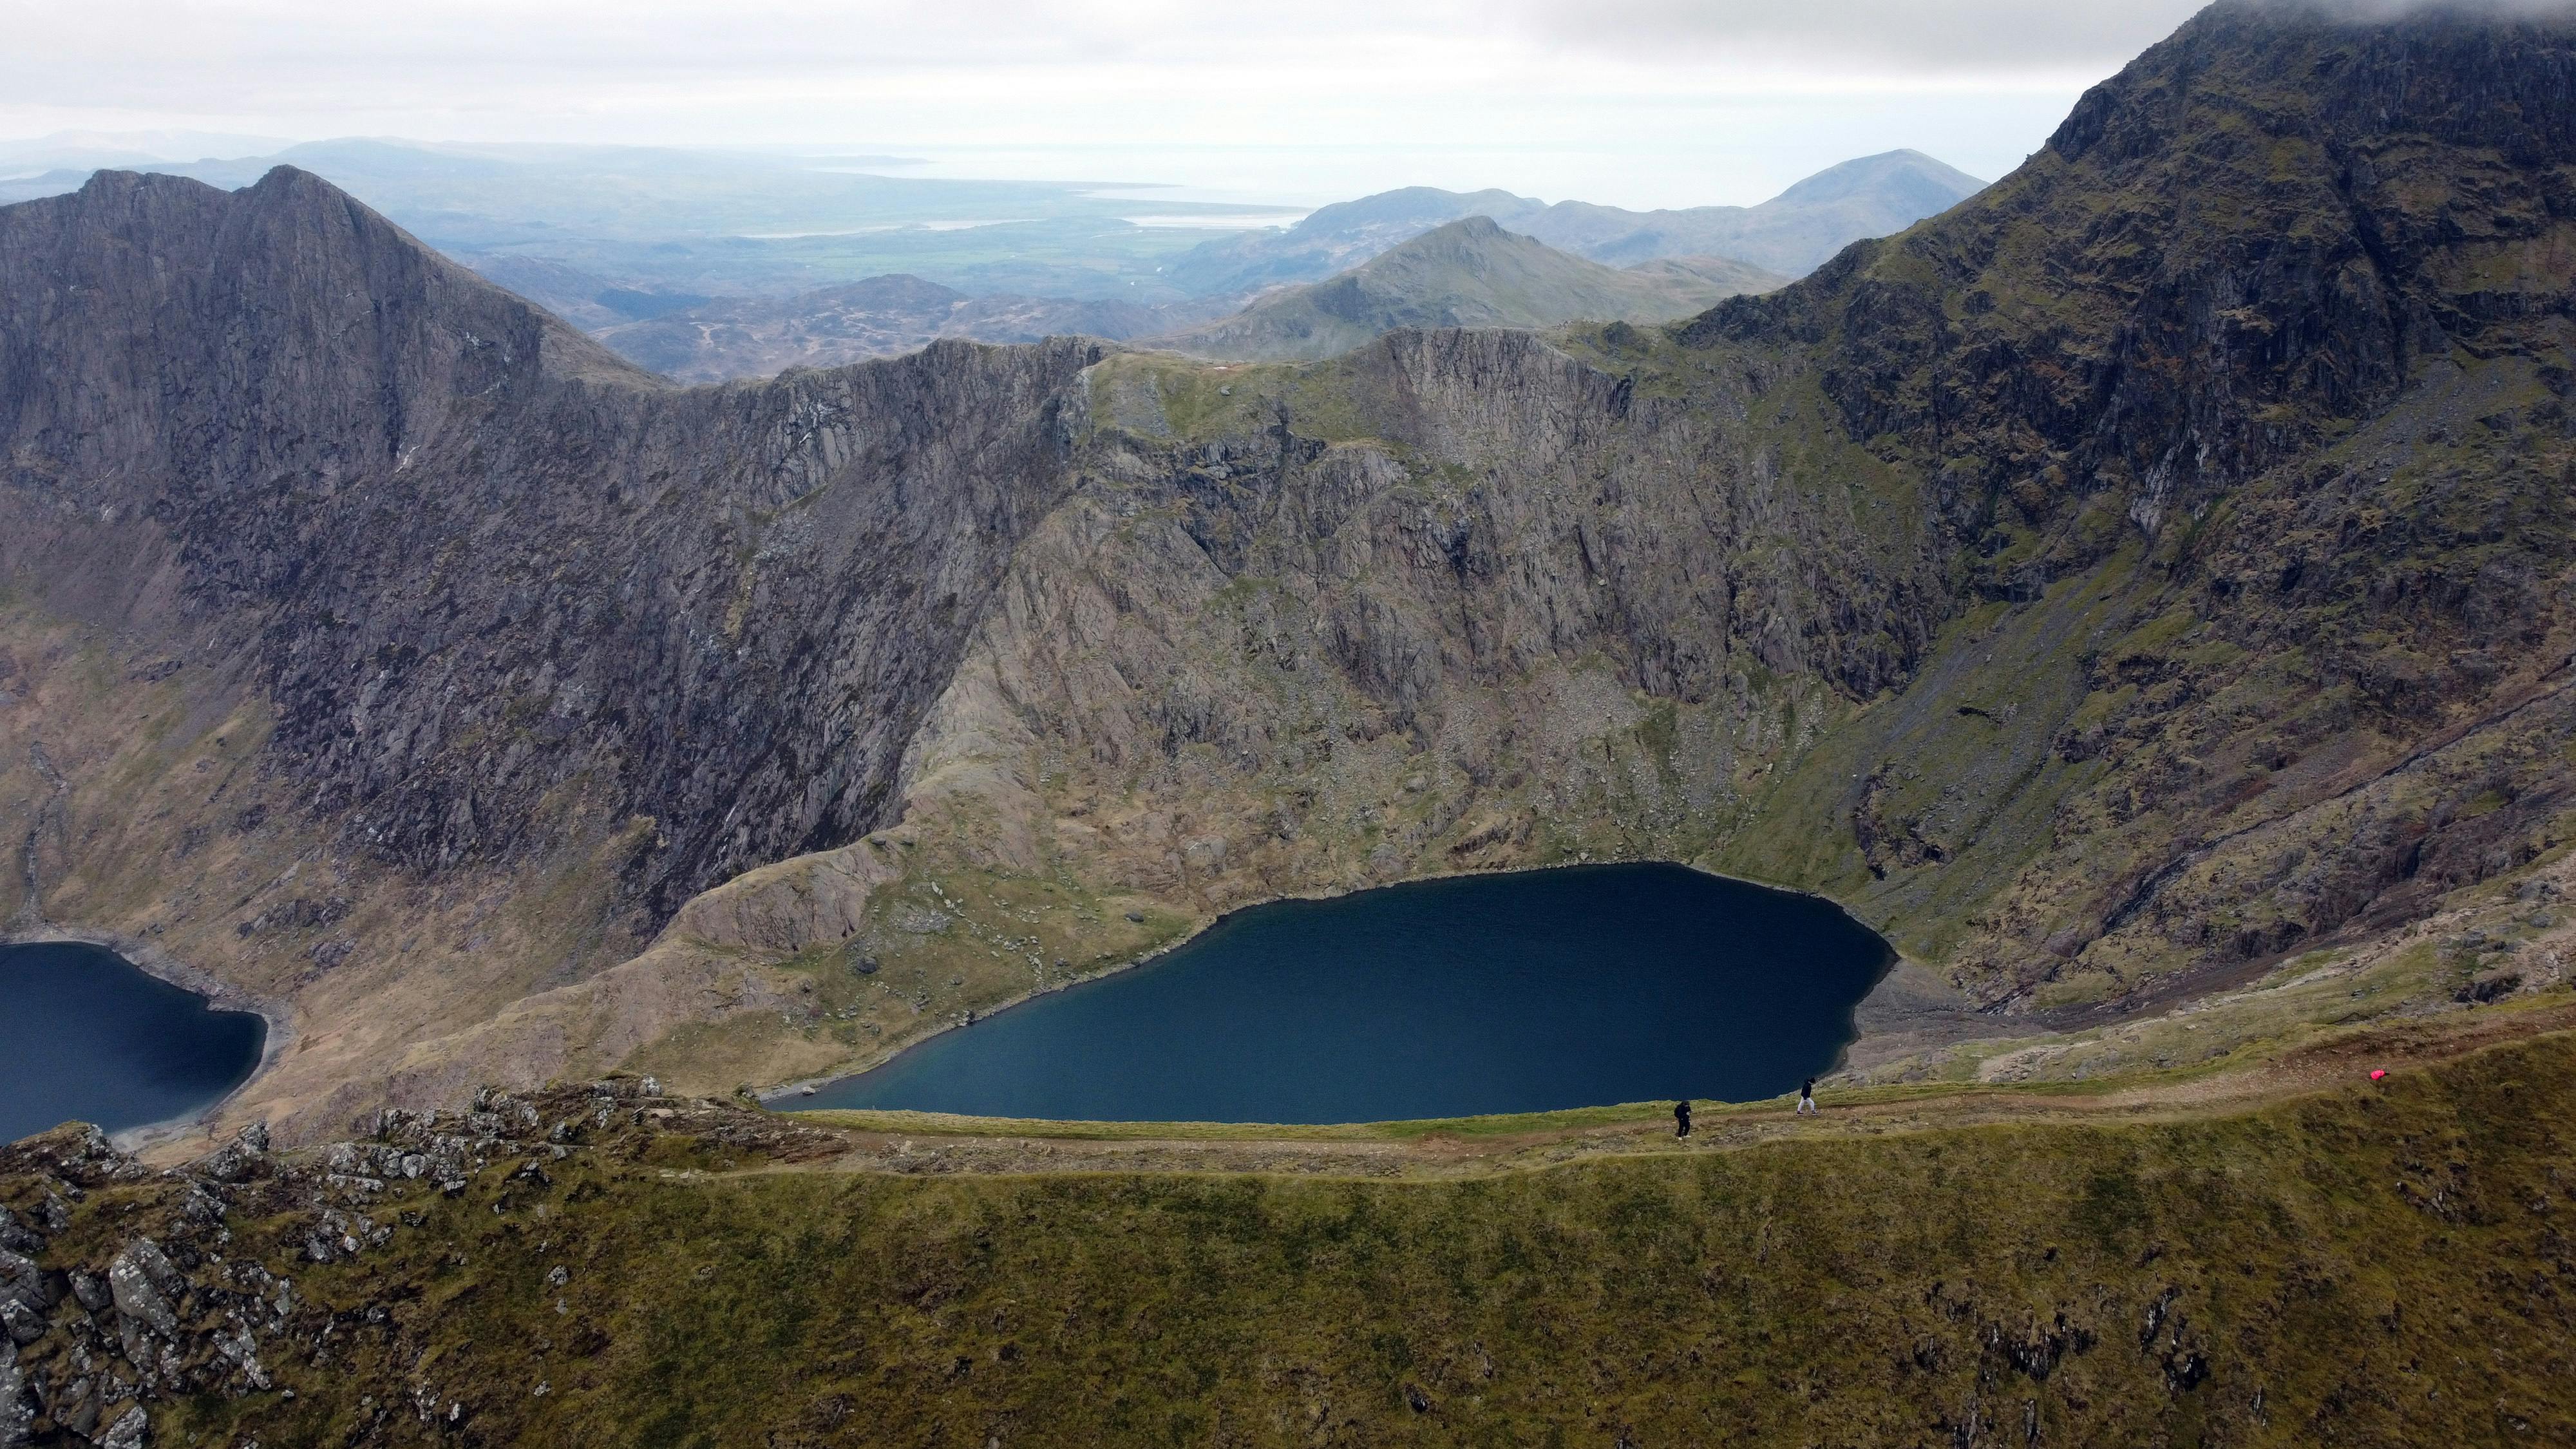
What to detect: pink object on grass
<box><xmin>2369</xmin><ymin>1069</ymin><xmax>2387</xmax><ymax>1082</ymax></box>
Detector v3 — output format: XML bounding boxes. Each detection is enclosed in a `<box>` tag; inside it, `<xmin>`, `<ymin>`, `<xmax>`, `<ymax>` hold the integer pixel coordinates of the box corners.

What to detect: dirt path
<box><xmin>745</xmin><ymin>998</ymin><xmax>2576</xmax><ymax>1182</ymax></box>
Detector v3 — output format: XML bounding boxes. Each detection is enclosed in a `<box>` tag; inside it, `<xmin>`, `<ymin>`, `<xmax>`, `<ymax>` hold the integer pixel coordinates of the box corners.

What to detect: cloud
<box><xmin>2257</xmin><ymin>0</ymin><xmax>2576</xmax><ymax>14</ymax></box>
<box><xmin>1</xmin><ymin>0</ymin><xmax>2206</xmax><ymax>118</ymax></box>
<box><xmin>1490</xmin><ymin>1</ymin><xmax>2211</xmax><ymax>73</ymax></box>
<box><xmin>0</xmin><ymin>0</ymin><xmax>2124</xmax><ymax>144</ymax></box>
<box><xmin>1495</xmin><ymin>0</ymin><xmax>2576</xmax><ymax>73</ymax></box>
<box><xmin>10</xmin><ymin>0</ymin><xmax>2561</xmax><ymax>208</ymax></box>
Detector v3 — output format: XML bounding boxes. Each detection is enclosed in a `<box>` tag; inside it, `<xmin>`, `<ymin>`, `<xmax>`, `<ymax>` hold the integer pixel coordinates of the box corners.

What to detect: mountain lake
<box><xmin>0</xmin><ymin>940</ymin><xmax>268</xmax><ymax>1143</ymax></box>
<box><xmin>801</xmin><ymin>862</ymin><xmax>1895</xmax><ymax>1124</ymax></box>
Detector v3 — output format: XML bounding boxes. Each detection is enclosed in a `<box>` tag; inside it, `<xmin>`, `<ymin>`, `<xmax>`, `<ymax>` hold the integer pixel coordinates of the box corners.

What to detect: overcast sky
<box><xmin>1</xmin><ymin>1</ymin><xmax>2231</xmax><ymax>207</ymax></box>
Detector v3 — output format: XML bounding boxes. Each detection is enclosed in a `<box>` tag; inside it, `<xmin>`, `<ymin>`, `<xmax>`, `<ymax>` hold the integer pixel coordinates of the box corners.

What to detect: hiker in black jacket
<box><xmin>1673</xmin><ymin>1099</ymin><xmax>1692</xmax><ymax>1138</ymax></box>
<box><xmin>1797</xmin><ymin>1078</ymin><xmax>1817</xmax><ymax>1115</ymax></box>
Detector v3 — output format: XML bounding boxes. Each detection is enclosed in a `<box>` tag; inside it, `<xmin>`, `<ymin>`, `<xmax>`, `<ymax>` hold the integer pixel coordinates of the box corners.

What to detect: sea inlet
<box><xmin>0</xmin><ymin>940</ymin><xmax>267</xmax><ymax>1143</ymax></box>
<box><xmin>802</xmin><ymin>863</ymin><xmax>1894</xmax><ymax>1124</ymax></box>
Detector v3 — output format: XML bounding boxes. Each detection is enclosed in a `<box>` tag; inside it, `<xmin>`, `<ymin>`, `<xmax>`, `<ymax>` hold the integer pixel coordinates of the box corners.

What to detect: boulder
<box><xmin>99</xmin><ymin>1404</ymin><xmax>147</xmax><ymax>1449</ymax></box>
<box><xmin>0</xmin><ymin>1341</ymin><xmax>33</xmax><ymax>1448</ymax></box>
<box><xmin>46</xmin><ymin>1373</ymin><xmax>99</xmax><ymax>1437</ymax></box>
<box><xmin>2458</xmin><ymin>968</ymin><xmax>2523</xmax><ymax>1004</ymax></box>
<box><xmin>106</xmin><ymin>1241</ymin><xmax>180</xmax><ymax>1336</ymax></box>
<box><xmin>68</xmin><ymin>1272</ymin><xmax>110</xmax><ymax>1314</ymax></box>
<box><xmin>0</xmin><ymin>1253</ymin><xmax>38</xmax><ymax>1311</ymax></box>
<box><xmin>213</xmin><ymin>1324</ymin><xmax>270</xmax><ymax>1390</ymax></box>
<box><xmin>200</xmin><ymin>1124</ymin><xmax>272</xmax><ymax>1183</ymax></box>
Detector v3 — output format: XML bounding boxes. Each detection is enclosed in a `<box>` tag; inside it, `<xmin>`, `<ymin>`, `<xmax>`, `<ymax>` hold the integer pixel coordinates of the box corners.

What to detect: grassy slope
<box><xmin>62</xmin><ymin>1027</ymin><xmax>2564</xmax><ymax>1448</ymax></box>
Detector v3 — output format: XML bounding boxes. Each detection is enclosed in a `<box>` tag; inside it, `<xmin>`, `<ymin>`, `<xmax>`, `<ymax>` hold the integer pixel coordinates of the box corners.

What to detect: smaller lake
<box><xmin>0</xmin><ymin>941</ymin><xmax>268</xmax><ymax>1144</ymax></box>
<box><xmin>804</xmin><ymin>863</ymin><xmax>1893</xmax><ymax>1124</ymax></box>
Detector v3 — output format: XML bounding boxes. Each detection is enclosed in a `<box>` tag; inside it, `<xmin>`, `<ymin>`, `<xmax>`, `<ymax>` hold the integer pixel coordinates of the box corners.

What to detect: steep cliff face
<box><xmin>875</xmin><ymin>331</ymin><xmax>1935</xmax><ymax>914</ymax></box>
<box><xmin>1706</xmin><ymin>0</ymin><xmax>2576</xmax><ymax>585</ymax></box>
<box><xmin>3</xmin><ymin>167</ymin><xmax>1101</xmax><ymax>920</ymax></box>
<box><xmin>1</xmin><ymin>169</ymin><xmax>1103</xmax><ymax>1131</ymax></box>
<box><xmin>1693</xmin><ymin>1</ymin><xmax>2576</xmax><ymax>1014</ymax></box>
<box><xmin>2</xmin><ymin>2</ymin><xmax>2571</xmax><ymax>1133</ymax></box>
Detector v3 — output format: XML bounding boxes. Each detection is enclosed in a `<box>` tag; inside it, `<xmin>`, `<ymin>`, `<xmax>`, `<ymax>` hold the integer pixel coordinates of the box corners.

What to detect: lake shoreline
<box><xmin>783</xmin><ymin>856</ymin><xmax>1917</xmax><ymax>1119</ymax></box>
<box><xmin>765</xmin><ymin>853</ymin><xmax>1938</xmax><ymax>1107</ymax></box>
<box><xmin>1</xmin><ymin>922</ymin><xmax>294</xmax><ymax>1152</ymax></box>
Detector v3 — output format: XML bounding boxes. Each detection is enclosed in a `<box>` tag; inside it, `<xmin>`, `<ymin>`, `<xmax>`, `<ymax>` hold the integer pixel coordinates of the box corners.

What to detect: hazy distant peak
<box><xmin>0</xmin><ymin>128</ymin><xmax>293</xmax><ymax>170</ymax></box>
<box><xmin>1146</xmin><ymin>216</ymin><xmax>1786</xmax><ymax>362</ymax></box>
<box><xmin>1762</xmin><ymin>149</ymin><xmax>1989</xmax><ymax>210</ymax></box>
<box><xmin>272</xmin><ymin>137</ymin><xmax>527</xmax><ymax>181</ymax></box>
<box><xmin>1162</xmin><ymin>149</ymin><xmax>1987</xmax><ymax>296</ymax></box>
<box><xmin>1287</xmin><ymin>186</ymin><xmax>1535</xmax><ymax>236</ymax></box>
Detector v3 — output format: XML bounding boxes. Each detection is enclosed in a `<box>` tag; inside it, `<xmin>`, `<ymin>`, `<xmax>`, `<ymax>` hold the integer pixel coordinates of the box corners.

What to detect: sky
<box><xmin>1</xmin><ymin>0</ymin><xmax>2238</xmax><ymax>209</ymax></box>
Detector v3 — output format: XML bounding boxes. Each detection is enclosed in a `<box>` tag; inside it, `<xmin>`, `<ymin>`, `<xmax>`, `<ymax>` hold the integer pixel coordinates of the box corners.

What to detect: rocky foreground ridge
<box><xmin>2</xmin><ymin>0</ymin><xmax>2573</xmax><ymax>1136</ymax></box>
<box><xmin>0</xmin><ymin>1080</ymin><xmax>843</xmax><ymax>1446</ymax></box>
<box><xmin>3</xmin><ymin>1025</ymin><xmax>2575</xmax><ymax>1445</ymax></box>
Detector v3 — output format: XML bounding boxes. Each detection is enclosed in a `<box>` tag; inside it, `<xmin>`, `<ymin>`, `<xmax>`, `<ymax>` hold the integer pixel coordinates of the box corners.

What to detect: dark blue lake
<box><xmin>0</xmin><ymin>940</ymin><xmax>267</xmax><ymax>1143</ymax></box>
<box><xmin>803</xmin><ymin>863</ymin><xmax>1893</xmax><ymax>1124</ymax></box>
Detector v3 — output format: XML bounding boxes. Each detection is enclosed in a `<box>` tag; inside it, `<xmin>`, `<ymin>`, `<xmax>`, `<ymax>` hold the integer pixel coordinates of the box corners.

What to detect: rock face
<box><xmin>1695</xmin><ymin>1</ymin><xmax>2576</xmax><ymax>1007</ymax></box>
<box><xmin>1</xmin><ymin>167</ymin><xmax>1097</xmax><ymax>920</ymax></box>
<box><xmin>3</xmin><ymin>1</ymin><xmax>2573</xmax><ymax>1128</ymax></box>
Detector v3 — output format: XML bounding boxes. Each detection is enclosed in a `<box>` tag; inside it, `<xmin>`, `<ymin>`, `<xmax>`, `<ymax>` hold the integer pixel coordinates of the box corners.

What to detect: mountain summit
<box><xmin>1149</xmin><ymin>217</ymin><xmax>1786</xmax><ymax>362</ymax></box>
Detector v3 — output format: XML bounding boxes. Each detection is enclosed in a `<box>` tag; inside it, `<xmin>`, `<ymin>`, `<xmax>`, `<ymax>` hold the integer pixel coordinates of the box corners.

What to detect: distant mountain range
<box><xmin>0</xmin><ymin>129</ymin><xmax>296</xmax><ymax>175</ymax></box>
<box><xmin>0</xmin><ymin>129</ymin><xmax>1983</xmax><ymax>380</ymax></box>
<box><xmin>570</xmin><ymin>152</ymin><xmax>1969</xmax><ymax>379</ymax></box>
<box><xmin>1148</xmin><ymin>218</ymin><xmax>1788</xmax><ymax>363</ymax></box>
<box><xmin>1163</xmin><ymin>151</ymin><xmax>1987</xmax><ymax>292</ymax></box>
<box><xmin>0</xmin><ymin>137</ymin><xmax>1284</xmax><ymax>301</ymax></box>
<box><xmin>587</xmin><ymin>220</ymin><xmax>1788</xmax><ymax>377</ymax></box>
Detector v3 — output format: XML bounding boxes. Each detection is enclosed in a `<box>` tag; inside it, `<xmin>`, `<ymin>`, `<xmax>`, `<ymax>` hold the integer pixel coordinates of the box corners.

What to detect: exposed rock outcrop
<box><xmin>0</xmin><ymin>1084</ymin><xmax>846</xmax><ymax>1444</ymax></box>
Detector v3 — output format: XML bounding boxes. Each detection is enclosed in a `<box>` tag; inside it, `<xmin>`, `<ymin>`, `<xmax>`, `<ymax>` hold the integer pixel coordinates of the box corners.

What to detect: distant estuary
<box><xmin>0</xmin><ymin>941</ymin><xmax>267</xmax><ymax>1142</ymax></box>
<box><xmin>804</xmin><ymin>863</ymin><xmax>1895</xmax><ymax>1124</ymax></box>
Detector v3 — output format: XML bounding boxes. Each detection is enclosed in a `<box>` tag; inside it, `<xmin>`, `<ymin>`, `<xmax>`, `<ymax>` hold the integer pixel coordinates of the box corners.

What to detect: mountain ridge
<box><xmin>1164</xmin><ymin>149</ymin><xmax>1987</xmax><ymax>294</ymax></box>
<box><xmin>0</xmin><ymin>0</ymin><xmax>2569</xmax><ymax>1142</ymax></box>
